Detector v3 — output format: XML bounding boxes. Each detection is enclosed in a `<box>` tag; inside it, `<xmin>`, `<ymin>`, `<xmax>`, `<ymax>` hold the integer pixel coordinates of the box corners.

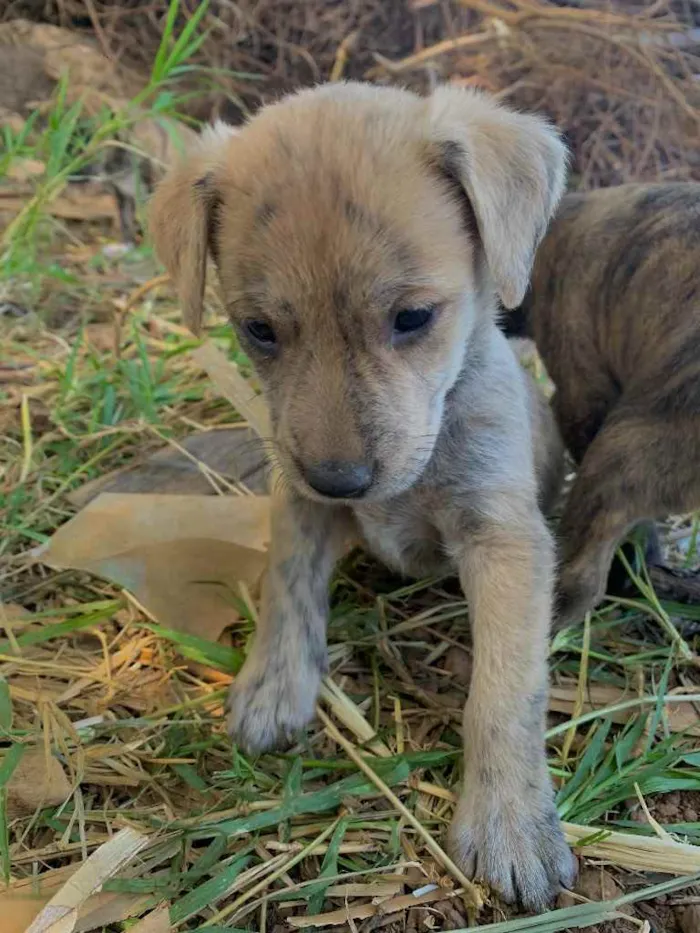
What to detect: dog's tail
<box><xmin>498</xmin><ymin>295</ymin><xmax>532</xmax><ymax>339</ymax></box>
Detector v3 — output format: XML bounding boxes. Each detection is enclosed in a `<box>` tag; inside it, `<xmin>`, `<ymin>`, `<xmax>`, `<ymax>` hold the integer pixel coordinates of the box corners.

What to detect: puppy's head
<box><xmin>150</xmin><ymin>84</ymin><xmax>566</xmax><ymax>503</ymax></box>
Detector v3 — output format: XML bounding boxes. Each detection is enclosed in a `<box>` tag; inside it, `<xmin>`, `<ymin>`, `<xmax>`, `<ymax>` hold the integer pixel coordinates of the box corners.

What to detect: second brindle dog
<box><xmin>502</xmin><ymin>183</ymin><xmax>700</xmax><ymax>627</ymax></box>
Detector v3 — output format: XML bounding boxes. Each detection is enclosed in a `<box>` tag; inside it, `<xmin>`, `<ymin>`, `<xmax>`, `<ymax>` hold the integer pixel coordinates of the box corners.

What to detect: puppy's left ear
<box><xmin>428</xmin><ymin>87</ymin><xmax>568</xmax><ymax>309</ymax></box>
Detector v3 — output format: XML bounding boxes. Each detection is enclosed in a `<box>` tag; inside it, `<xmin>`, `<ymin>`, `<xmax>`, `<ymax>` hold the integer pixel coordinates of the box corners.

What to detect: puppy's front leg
<box><xmin>446</xmin><ymin>501</ymin><xmax>575</xmax><ymax>910</ymax></box>
<box><xmin>228</xmin><ymin>491</ymin><xmax>351</xmax><ymax>754</ymax></box>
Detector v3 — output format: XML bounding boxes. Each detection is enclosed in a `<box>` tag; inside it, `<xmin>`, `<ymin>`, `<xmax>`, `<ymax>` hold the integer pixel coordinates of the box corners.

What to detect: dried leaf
<box><xmin>0</xmin><ymin>107</ymin><xmax>28</xmax><ymax>134</ymax></box>
<box><xmin>564</xmin><ymin>821</ymin><xmax>700</xmax><ymax>875</ymax></box>
<box><xmin>0</xmin><ymin>20</ymin><xmax>137</xmax><ymax>114</ymax></box>
<box><xmin>0</xmin><ymin>602</ymin><xmax>29</xmax><ymax>619</ymax></box>
<box><xmin>325</xmin><ymin>881</ymin><xmax>403</xmax><ymax>897</ymax></box>
<box><xmin>0</xmin><ymin>187</ymin><xmax>117</xmax><ymax>222</ymax></box>
<box><xmin>40</xmin><ymin>493</ymin><xmax>270</xmax><ymax>642</ymax></box>
<box><xmin>575</xmin><ymin>866</ymin><xmax>622</xmax><ymax>902</ymax></box>
<box><xmin>5</xmin><ymin>158</ymin><xmax>45</xmax><ymax>181</ymax></box>
<box><xmin>288</xmin><ymin>886</ymin><xmax>460</xmax><ymax>928</ymax></box>
<box><xmin>442</xmin><ymin>646</ymin><xmax>472</xmax><ymax>686</ymax></box>
<box><xmin>83</xmin><ymin>323</ymin><xmax>117</xmax><ymax>354</ymax></box>
<box><xmin>7</xmin><ymin>747</ymin><xmax>71</xmax><ymax>813</ymax></box>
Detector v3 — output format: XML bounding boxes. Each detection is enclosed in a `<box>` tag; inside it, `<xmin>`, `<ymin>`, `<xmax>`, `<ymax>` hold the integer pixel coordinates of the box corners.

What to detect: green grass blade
<box><xmin>0</xmin><ymin>678</ymin><xmax>12</xmax><ymax>733</ymax></box>
<box><xmin>0</xmin><ymin>789</ymin><xmax>9</xmax><ymax>884</ymax></box>
<box><xmin>151</xmin><ymin>0</ymin><xmax>209</xmax><ymax>85</ymax></box>
<box><xmin>161</xmin><ymin>3</ymin><xmax>210</xmax><ymax>77</ymax></box>
<box><xmin>0</xmin><ymin>742</ymin><xmax>26</xmax><ymax>880</ymax></box>
<box><xmin>644</xmin><ymin>652</ymin><xmax>673</xmax><ymax>754</ymax></box>
<box><xmin>189</xmin><ymin>759</ymin><xmax>412</xmax><ymax>839</ymax></box>
<box><xmin>183</xmin><ymin>835</ymin><xmax>229</xmax><ymax>883</ymax></box>
<box><xmin>307</xmin><ymin>814</ymin><xmax>349</xmax><ymax>914</ymax></box>
<box><xmin>170</xmin><ymin>853</ymin><xmax>252</xmax><ymax>925</ymax></box>
<box><xmin>151</xmin><ymin>0</ymin><xmax>182</xmax><ymax>83</ymax></box>
<box><xmin>1</xmin><ymin>744</ymin><xmax>29</xmax><ymax>785</ymax></box>
<box><xmin>556</xmin><ymin>718</ymin><xmax>611</xmax><ymax>814</ymax></box>
<box><xmin>172</xmin><ymin>763</ymin><xmax>212</xmax><ymax>795</ymax></box>
<box><xmin>132</xmin><ymin>621</ymin><xmax>243</xmax><ymax>673</ymax></box>
<box><xmin>0</xmin><ymin>608</ymin><xmax>118</xmax><ymax>655</ymax></box>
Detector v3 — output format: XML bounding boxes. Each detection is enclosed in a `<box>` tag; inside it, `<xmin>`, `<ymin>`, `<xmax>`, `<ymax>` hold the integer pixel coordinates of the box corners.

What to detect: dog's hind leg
<box><xmin>550</xmin><ymin>383</ymin><xmax>614</xmax><ymax>465</ymax></box>
<box><xmin>556</xmin><ymin>405</ymin><xmax>700</xmax><ymax>628</ymax></box>
<box><xmin>606</xmin><ymin>520</ymin><xmax>662</xmax><ymax>598</ymax></box>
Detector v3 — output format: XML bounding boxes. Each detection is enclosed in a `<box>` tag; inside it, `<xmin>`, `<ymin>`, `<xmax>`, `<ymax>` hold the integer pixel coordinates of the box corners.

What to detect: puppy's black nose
<box><xmin>303</xmin><ymin>460</ymin><xmax>372</xmax><ymax>498</ymax></box>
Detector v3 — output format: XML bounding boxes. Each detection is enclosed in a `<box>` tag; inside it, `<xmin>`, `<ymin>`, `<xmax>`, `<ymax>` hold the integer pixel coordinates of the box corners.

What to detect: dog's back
<box><xmin>502</xmin><ymin>183</ymin><xmax>700</xmax><ymax>456</ymax></box>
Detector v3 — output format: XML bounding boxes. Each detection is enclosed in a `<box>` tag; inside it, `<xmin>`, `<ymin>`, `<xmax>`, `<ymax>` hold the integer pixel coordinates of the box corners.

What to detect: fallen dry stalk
<box><xmin>287</xmin><ymin>884</ymin><xmax>464</xmax><ymax>928</ymax></box>
<box><xmin>318</xmin><ymin>676</ymin><xmax>392</xmax><ymax>757</ymax></box>
<box><xmin>563</xmin><ymin>823</ymin><xmax>700</xmax><ymax>876</ymax></box>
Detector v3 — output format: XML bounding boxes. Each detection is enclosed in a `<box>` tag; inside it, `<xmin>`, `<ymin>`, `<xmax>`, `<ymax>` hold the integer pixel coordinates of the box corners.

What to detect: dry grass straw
<box><xmin>6</xmin><ymin>1</ymin><xmax>698</xmax><ymax>190</ymax></box>
<box><xmin>563</xmin><ymin>823</ymin><xmax>700</xmax><ymax>876</ymax></box>
<box><xmin>25</xmin><ymin>826</ymin><xmax>150</xmax><ymax>933</ymax></box>
<box><xmin>376</xmin><ymin>1</ymin><xmax>700</xmax><ymax>190</ymax></box>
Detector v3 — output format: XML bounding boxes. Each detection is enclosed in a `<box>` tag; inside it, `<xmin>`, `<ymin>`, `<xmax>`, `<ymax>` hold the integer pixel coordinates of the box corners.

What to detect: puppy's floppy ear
<box><xmin>428</xmin><ymin>87</ymin><xmax>567</xmax><ymax>309</ymax></box>
<box><xmin>148</xmin><ymin>122</ymin><xmax>237</xmax><ymax>335</ymax></box>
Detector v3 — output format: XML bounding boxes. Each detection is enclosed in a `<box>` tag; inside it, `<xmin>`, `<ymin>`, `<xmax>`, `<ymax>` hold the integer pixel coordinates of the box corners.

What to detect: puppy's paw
<box><xmin>227</xmin><ymin>654</ymin><xmax>321</xmax><ymax>754</ymax></box>
<box><xmin>448</xmin><ymin>775</ymin><xmax>576</xmax><ymax>912</ymax></box>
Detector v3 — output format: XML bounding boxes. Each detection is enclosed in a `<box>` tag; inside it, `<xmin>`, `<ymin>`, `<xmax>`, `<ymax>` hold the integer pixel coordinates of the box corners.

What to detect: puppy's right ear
<box><xmin>148</xmin><ymin>123</ymin><xmax>237</xmax><ymax>335</ymax></box>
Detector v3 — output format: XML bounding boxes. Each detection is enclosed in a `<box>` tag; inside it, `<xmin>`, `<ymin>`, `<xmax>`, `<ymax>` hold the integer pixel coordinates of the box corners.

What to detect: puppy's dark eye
<box><xmin>244</xmin><ymin>319</ymin><xmax>277</xmax><ymax>350</ymax></box>
<box><xmin>393</xmin><ymin>306</ymin><xmax>435</xmax><ymax>336</ymax></box>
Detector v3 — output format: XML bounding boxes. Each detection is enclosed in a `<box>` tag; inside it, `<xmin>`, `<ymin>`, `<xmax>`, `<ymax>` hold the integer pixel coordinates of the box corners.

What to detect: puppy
<box><xmin>149</xmin><ymin>82</ymin><xmax>574</xmax><ymax>910</ymax></box>
<box><xmin>501</xmin><ymin>183</ymin><xmax>700</xmax><ymax>627</ymax></box>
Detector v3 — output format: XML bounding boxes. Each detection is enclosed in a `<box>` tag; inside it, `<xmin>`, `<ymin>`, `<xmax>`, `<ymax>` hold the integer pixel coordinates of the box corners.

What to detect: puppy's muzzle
<box><xmin>302</xmin><ymin>460</ymin><xmax>373</xmax><ymax>499</ymax></box>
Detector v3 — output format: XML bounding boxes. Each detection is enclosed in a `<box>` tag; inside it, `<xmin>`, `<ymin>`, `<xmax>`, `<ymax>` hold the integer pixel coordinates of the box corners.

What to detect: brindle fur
<box><xmin>503</xmin><ymin>183</ymin><xmax>700</xmax><ymax>627</ymax></box>
<box><xmin>149</xmin><ymin>82</ymin><xmax>574</xmax><ymax>910</ymax></box>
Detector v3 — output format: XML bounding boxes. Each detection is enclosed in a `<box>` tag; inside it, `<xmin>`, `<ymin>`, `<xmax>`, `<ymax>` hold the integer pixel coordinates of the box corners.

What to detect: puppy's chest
<box><xmin>353</xmin><ymin>494</ymin><xmax>452</xmax><ymax>579</ymax></box>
